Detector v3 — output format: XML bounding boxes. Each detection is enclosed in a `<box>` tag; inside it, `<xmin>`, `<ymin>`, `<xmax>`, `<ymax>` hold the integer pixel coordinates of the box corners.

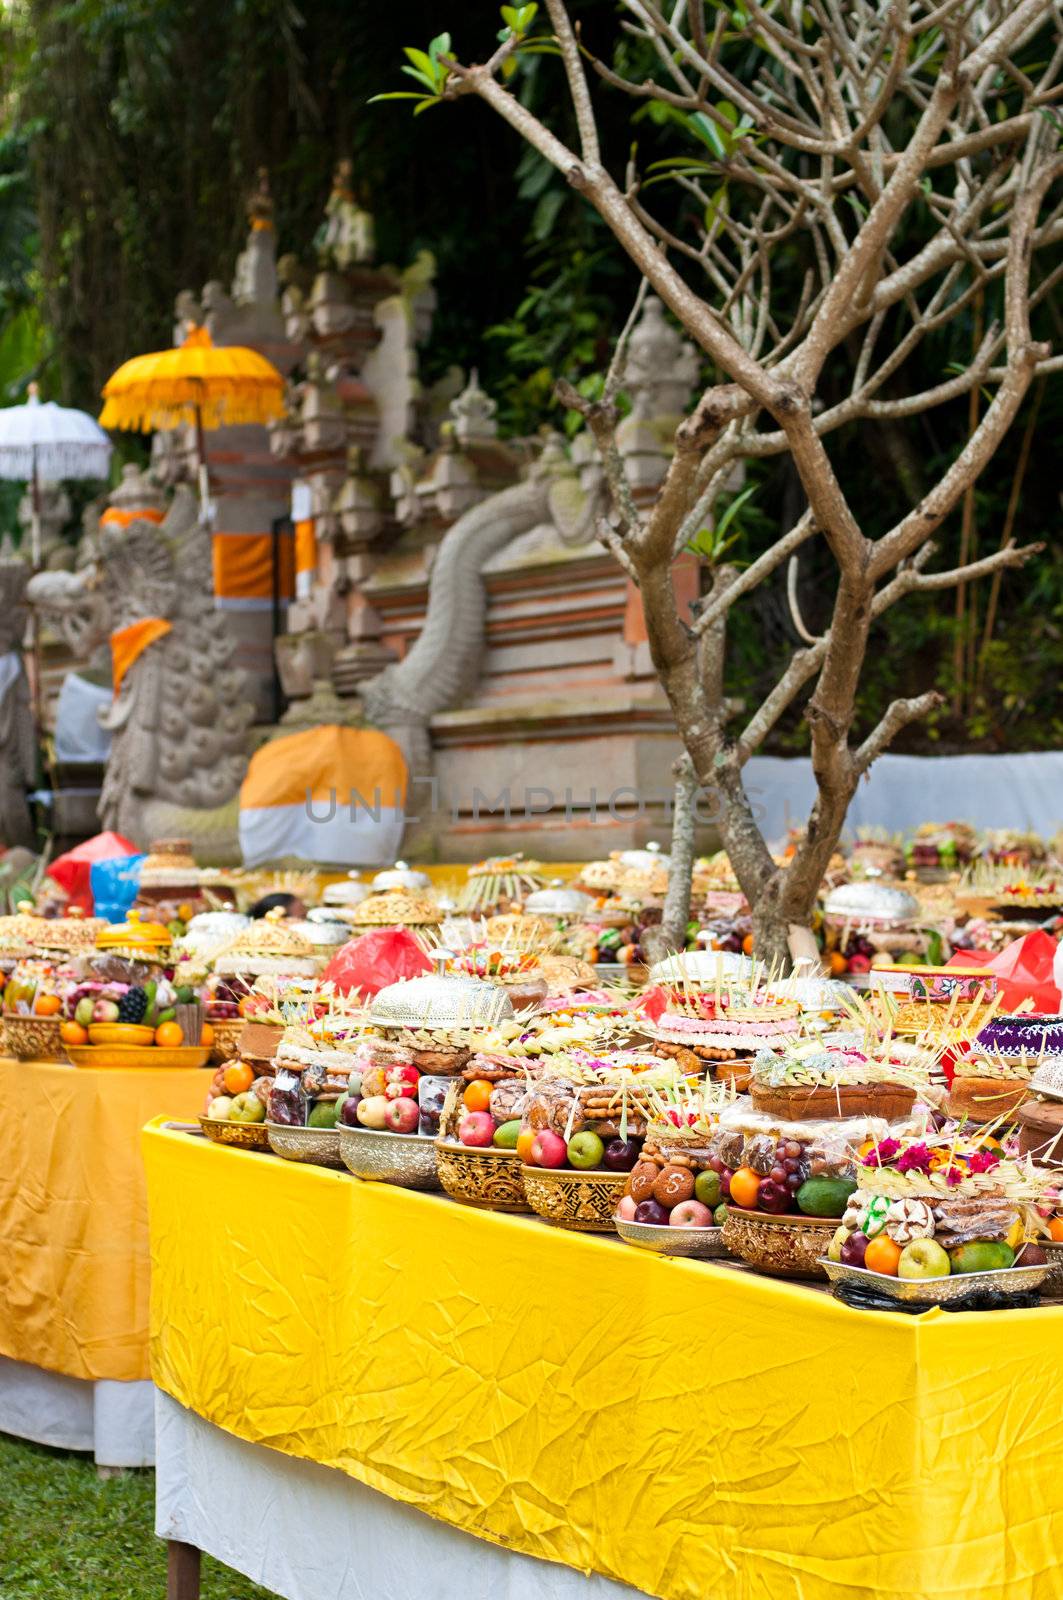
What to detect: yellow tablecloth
<box><xmin>144</xmin><ymin>1120</ymin><xmax>1063</xmax><ymax>1600</ymax></box>
<box><xmin>0</xmin><ymin>1059</ymin><xmax>210</xmax><ymax>1382</ymax></box>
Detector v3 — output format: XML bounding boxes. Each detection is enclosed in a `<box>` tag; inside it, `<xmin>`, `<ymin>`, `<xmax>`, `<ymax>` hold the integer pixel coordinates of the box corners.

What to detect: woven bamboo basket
<box><xmin>4</xmin><ymin>1015</ymin><xmax>63</xmax><ymax>1061</ymax></box>
<box><xmin>521</xmin><ymin>1165</ymin><xmax>629</xmax><ymax>1231</ymax></box>
<box><xmin>721</xmin><ymin>1208</ymin><xmax>837</xmax><ymax>1279</ymax></box>
<box><xmin>198</xmin><ymin>1114</ymin><xmax>272</xmax><ymax>1151</ymax></box>
<box><xmin>435</xmin><ymin>1141</ymin><xmax>530</xmax><ymax>1212</ymax></box>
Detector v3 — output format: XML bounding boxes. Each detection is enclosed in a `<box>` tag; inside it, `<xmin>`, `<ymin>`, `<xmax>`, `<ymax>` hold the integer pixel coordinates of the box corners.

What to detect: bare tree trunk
<box><xmin>642</xmin><ymin>754</ymin><xmax>696</xmax><ymax>965</ymax></box>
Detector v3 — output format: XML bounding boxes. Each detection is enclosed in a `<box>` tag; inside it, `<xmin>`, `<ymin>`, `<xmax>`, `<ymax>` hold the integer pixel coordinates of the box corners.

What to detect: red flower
<box><xmin>895</xmin><ymin>1142</ymin><xmax>933</xmax><ymax>1173</ymax></box>
<box><xmin>944</xmin><ymin>1166</ymin><xmax>965</xmax><ymax>1187</ymax></box>
<box><xmin>967</xmin><ymin>1149</ymin><xmax>1001</xmax><ymax>1174</ymax></box>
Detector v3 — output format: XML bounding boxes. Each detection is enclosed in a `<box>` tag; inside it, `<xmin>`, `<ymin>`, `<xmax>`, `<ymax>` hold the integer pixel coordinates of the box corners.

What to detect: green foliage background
<box><xmin>0</xmin><ymin>0</ymin><xmax>1059</xmax><ymax>753</ymax></box>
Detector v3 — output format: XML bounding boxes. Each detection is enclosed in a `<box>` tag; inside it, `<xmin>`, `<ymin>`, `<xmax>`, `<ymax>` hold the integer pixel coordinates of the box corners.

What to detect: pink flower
<box><xmin>861</xmin><ymin>1137</ymin><xmax>901</xmax><ymax>1167</ymax></box>
<box><xmin>967</xmin><ymin>1149</ymin><xmax>1001</xmax><ymax>1174</ymax></box>
<box><xmin>896</xmin><ymin>1142</ymin><xmax>933</xmax><ymax>1173</ymax></box>
<box><xmin>944</xmin><ymin>1166</ymin><xmax>964</xmax><ymax>1187</ymax></box>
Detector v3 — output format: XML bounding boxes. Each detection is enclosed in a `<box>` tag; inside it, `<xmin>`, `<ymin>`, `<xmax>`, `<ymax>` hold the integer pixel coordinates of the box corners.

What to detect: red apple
<box><xmin>384</xmin><ymin>1096</ymin><xmax>419</xmax><ymax>1134</ymax></box>
<box><xmin>615</xmin><ymin>1195</ymin><xmax>638</xmax><ymax>1222</ymax></box>
<box><xmin>355</xmin><ymin>1094</ymin><xmax>389</xmax><ymax>1130</ymax></box>
<box><xmin>669</xmin><ymin>1199</ymin><xmax>713</xmax><ymax>1228</ymax></box>
<box><xmin>633</xmin><ymin>1198</ymin><xmax>669</xmax><ymax>1225</ymax></box>
<box><xmin>529</xmin><ymin>1129</ymin><xmax>567</xmax><ymax>1168</ymax></box>
<box><xmin>459</xmin><ymin>1111</ymin><xmax>495</xmax><ymax>1148</ymax></box>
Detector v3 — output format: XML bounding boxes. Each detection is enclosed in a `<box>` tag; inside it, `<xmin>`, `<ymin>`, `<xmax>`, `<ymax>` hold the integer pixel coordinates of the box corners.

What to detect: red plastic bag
<box><xmin>947</xmin><ymin>930</ymin><xmax>1061</xmax><ymax>1015</ymax></box>
<box><xmin>47</xmin><ymin>831</ymin><xmax>139</xmax><ymax>914</ymax></box>
<box><xmin>321</xmin><ymin>927</ymin><xmax>432</xmax><ymax>997</ymax></box>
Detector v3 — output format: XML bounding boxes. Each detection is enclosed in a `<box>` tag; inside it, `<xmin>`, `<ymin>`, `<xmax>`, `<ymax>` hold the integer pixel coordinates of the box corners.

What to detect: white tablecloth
<box><xmin>743</xmin><ymin>751</ymin><xmax>1063</xmax><ymax>841</ymax></box>
<box><xmin>155</xmin><ymin>1391</ymin><xmax>650</xmax><ymax>1600</ymax></box>
<box><xmin>0</xmin><ymin>1356</ymin><xmax>155</xmax><ymax>1466</ymax></box>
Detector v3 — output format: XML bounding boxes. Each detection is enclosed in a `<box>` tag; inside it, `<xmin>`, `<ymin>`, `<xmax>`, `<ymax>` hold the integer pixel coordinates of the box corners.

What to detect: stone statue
<box><xmin>232</xmin><ymin>168</ymin><xmax>279</xmax><ymax>308</ymax></box>
<box><xmin>17</xmin><ymin>480</ymin><xmax>74</xmax><ymax>570</ymax></box>
<box><xmin>27</xmin><ymin>489</ymin><xmax>254</xmax><ymax>862</ymax></box>
<box><xmin>316</xmin><ymin>159</ymin><xmax>375</xmax><ymax>270</ymax></box>
<box><xmin>0</xmin><ymin>552</ymin><xmax>36</xmax><ymax>847</ymax></box>
<box><xmin>173</xmin><ymin>289</ymin><xmax>202</xmax><ymax>347</ymax></box>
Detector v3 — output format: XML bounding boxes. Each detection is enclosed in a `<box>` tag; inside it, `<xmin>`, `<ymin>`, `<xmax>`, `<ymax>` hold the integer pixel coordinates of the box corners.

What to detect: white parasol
<box><xmin>0</xmin><ymin>384</ymin><xmax>113</xmax><ymax>563</ymax></box>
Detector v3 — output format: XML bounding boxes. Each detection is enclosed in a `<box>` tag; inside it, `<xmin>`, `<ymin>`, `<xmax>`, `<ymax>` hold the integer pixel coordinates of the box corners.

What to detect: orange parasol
<box><xmin>99</xmin><ymin>324</ymin><xmax>285</xmax><ymax>505</ymax></box>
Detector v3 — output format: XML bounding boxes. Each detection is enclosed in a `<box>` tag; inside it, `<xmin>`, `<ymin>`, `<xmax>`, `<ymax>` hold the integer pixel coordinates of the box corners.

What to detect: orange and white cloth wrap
<box><xmin>109</xmin><ymin>618</ymin><xmax>172</xmax><ymax>696</ymax></box>
<box><xmin>292</xmin><ymin>480</ymin><xmax>316</xmax><ymax>601</ymax></box>
<box><xmin>239</xmin><ymin>725</ymin><xmax>408</xmax><ymax>867</ymax></box>
<box><xmin>212</xmin><ymin>529</ymin><xmax>294</xmax><ymax>612</ymax></box>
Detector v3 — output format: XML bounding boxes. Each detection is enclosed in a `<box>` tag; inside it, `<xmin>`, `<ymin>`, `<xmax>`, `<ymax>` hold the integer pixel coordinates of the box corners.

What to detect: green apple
<box><xmin>567</xmin><ymin>1130</ymin><xmax>605</xmax><ymax>1170</ymax></box>
<box><xmin>949</xmin><ymin>1240</ymin><xmax>1014</xmax><ymax>1275</ymax></box>
<box><xmin>828</xmin><ymin>1225</ymin><xmax>850</xmax><ymax>1264</ymax></box>
<box><xmin>230</xmin><ymin>1091</ymin><xmax>266</xmax><ymax>1124</ymax></box>
<box><xmin>308</xmin><ymin>1100</ymin><xmax>340</xmax><ymax>1129</ymax></box>
<box><xmin>493</xmin><ymin>1119</ymin><xmax>521</xmax><ymax>1149</ymax></box>
<box><xmin>208</xmin><ymin>1095</ymin><xmax>234</xmax><ymax>1121</ymax></box>
<box><xmin>694</xmin><ymin>1170</ymin><xmax>721</xmax><ymax>1208</ymax></box>
<box><xmin>898</xmin><ymin>1238</ymin><xmax>950</xmax><ymax>1279</ymax></box>
<box><xmin>74</xmin><ymin>997</ymin><xmax>96</xmax><ymax>1028</ymax></box>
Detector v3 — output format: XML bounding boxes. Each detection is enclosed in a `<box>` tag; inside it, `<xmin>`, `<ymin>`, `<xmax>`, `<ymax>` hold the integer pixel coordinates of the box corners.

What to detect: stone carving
<box><xmin>316</xmin><ymin>159</ymin><xmax>375</xmax><ymax>270</ymax></box>
<box><xmin>0</xmin><ymin>552</ymin><xmax>36</xmax><ymax>847</ymax></box>
<box><xmin>28</xmin><ymin>489</ymin><xmax>254</xmax><ymax>861</ymax></box>
<box><xmin>361</xmin><ymin>471</ymin><xmax>556</xmax><ymax>776</ymax></box>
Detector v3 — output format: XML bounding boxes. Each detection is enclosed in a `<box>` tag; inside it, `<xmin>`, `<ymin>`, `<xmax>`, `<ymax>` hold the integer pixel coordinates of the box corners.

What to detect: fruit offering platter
<box><xmin>200</xmin><ymin>911</ymin><xmax>322</xmax><ymax>1024</ymax></box>
<box><xmin>650</xmin><ymin>974</ymin><xmax>803</xmax><ymax>1091</ymax></box>
<box><xmin>716</xmin><ymin>1036</ymin><xmax>934</xmax><ymax>1278</ymax></box>
<box><xmin>820</xmin><ymin>882</ymin><xmax>932</xmax><ymax>976</ymax></box>
<box><xmin>823</xmin><ymin>1132</ymin><xmax>1055</xmax><ymax>1305</ymax></box>
<box><xmin>434</xmin><ymin>923</ymin><xmax>560</xmax><ymax>1009</ymax></box>
<box><xmin>59</xmin><ymin>967</ymin><xmax>210</xmax><ymax>1063</ymax></box>
<box><xmin>869</xmin><ymin>964</ymin><xmax>1000</xmax><ymax>1040</ymax></box>
<box><xmin>454</xmin><ymin>854</ymin><xmax>548</xmax><ymax>913</ymax></box>
<box><xmin>515</xmin><ymin>1055</ymin><xmax>689</xmax><ymax>1229</ymax></box>
<box><xmin>614</xmin><ymin>1106</ymin><xmax>730</xmax><ymax>1256</ymax></box>
<box><xmin>904</xmin><ymin>820</ymin><xmax>980</xmax><ymax>875</ymax></box>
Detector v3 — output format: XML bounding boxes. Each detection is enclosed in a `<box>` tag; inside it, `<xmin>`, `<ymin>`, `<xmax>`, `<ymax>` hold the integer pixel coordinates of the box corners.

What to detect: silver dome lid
<box><xmin>367</xmin><ymin>973</ymin><xmax>514</xmax><ymax>1030</ymax></box>
<box><xmin>766</xmin><ymin>976</ymin><xmax>852</xmax><ymax>1012</ymax></box>
<box><xmin>823</xmin><ymin>882</ymin><xmax>919</xmax><ymax>925</ymax></box>
<box><xmin>176</xmin><ymin>911</ymin><xmax>250</xmax><ymax>957</ymax></box>
<box><xmin>371</xmin><ymin>860</ymin><xmax>432</xmax><ymax>893</ymax></box>
<box><xmin>617</xmin><ymin>842</ymin><xmax>671</xmax><ymax>871</ymax></box>
<box><xmin>288</xmin><ymin>917</ymin><xmax>350</xmax><ymax>949</ymax></box>
<box><xmin>322</xmin><ymin>873</ymin><xmax>369</xmax><ymax>908</ymax></box>
<box><xmin>523</xmin><ymin>883</ymin><xmax>595</xmax><ymax>918</ymax></box>
<box><xmin>649</xmin><ymin>950</ymin><xmax>754</xmax><ymax>985</ymax></box>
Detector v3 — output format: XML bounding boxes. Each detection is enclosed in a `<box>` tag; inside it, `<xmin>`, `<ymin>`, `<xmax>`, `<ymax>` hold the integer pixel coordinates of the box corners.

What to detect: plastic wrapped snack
<box><xmin>268</xmin><ymin>1066</ymin><xmax>308</xmax><ymax>1127</ymax></box>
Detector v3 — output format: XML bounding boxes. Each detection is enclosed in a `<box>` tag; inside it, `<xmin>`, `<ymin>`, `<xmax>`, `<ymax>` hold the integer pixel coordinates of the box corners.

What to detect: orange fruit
<box><xmin>516</xmin><ymin>1129</ymin><xmax>536</xmax><ymax>1165</ymax></box>
<box><xmin>462</xmin><ymin>1079</ymin><xmax>494</xmax><ymax>1113</ymax></box>
<box><xmin>155</xmin><ymin>1021</ymin><xmax>184</xmax><ymax>1047</ymax></box>
<box><xmin>828</xmin><ymin>950</ymin><xmax>848</xmax><ymax>976</ymax></box>
<box><xmin>200</xmin><ymin>1022</ymin><xmax>215</xmax><ymax>1046</ymax></box>
<box><xmin>728</xmin><ymin>1165</ymin><xmax>761</xmax><ymax>1210</ymax></box>
<box><xmin>865</xmin><ymin>1235</ymin><xmax>902</xmax><ymax>1276</ymax></box>
<box><xmin>741</xmin><ymin>933</ymin><xmax>755</xmax><ymax>956</ymax></box>
<box><xmin>60</xmin><ymin>1020</ymin><xmax>88</xmax><ymax>1045</ymax></box>
<box><xmin>223</xmin><ymin>1060</ymin><xmax>254</xmax><ymax>1095</ymax></box>
<box><xmin>33</xmin><ymin>993</ymin><xmax>62</xmax><ymax>1017</ymax></box>
<box><xmin>1048</xmin><ymin>1218</ymin><xmax>1063</xmax><ymax>1242</ymax></box>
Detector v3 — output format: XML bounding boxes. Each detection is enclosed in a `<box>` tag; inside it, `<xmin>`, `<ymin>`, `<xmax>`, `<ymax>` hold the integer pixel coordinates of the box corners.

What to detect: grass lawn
<box><xmin>0</xmin><ymin>1433</ymin><xmax>274</xmax><ymax>1600</ymax></box>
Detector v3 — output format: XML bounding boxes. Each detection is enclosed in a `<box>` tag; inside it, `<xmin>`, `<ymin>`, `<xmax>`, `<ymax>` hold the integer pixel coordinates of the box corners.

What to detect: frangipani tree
<box><xmin>377</xmin><ymin>1</ymin><xmax>1061</xmax><ymax>963</ymax></box>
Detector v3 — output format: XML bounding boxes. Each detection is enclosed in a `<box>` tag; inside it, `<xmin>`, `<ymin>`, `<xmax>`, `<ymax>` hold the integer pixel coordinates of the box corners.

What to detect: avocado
<box><xmin>796</xmin><ymin>1176</ymin><xmax>858</xmax><ymax>1218</ymax></box>
<box><xmin>949</xmin><ymin>1241</ymin><xmax>1015</xmax><ymax>1275</ymax></box>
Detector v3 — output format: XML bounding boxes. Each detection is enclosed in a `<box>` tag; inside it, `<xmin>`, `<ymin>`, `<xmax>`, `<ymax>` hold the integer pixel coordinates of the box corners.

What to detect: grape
<box><xmin>770</xmin><ymin>1165</ymin><xmax>787</xmax><ymax>1185</ymax></box>
<box><xmin>708</xmin><ymin>1155</ymin><xmax>724</xmax><ymax>1174</ymax></box>
<box><xmin>720</xmin><ymin>1167</ymin><xmax>733</xmax><ymax>1198</ymax></box>
<box><xmin>785</xmin><ymin>1141</ymin><xmax>802</xmax><ymax>1159</ymax></box>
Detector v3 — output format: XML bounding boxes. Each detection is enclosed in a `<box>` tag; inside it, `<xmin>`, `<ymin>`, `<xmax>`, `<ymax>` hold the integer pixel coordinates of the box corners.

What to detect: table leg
<box><xmin>167</xmin><ymin>1540</ymin><xmax>201</xmax><ymax>1600</ymax></box>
